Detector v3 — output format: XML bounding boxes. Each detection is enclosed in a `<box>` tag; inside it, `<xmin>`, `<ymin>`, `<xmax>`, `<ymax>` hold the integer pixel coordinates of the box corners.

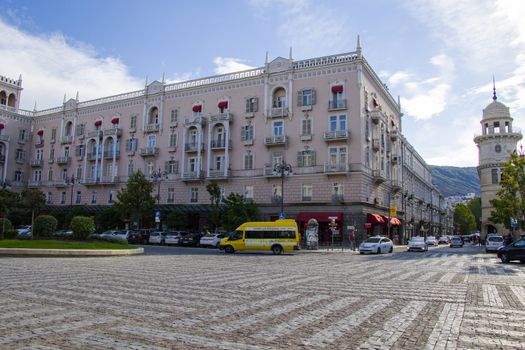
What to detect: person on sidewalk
<box><xmin>349</xmin><ymin>230</ymin><xmax>356</xmax><ymax>251</ymax></box>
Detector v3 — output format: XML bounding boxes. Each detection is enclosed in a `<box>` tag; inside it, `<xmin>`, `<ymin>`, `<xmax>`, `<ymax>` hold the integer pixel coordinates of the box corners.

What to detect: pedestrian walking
<box><xmin>349</xmin><ymin>230</ymin><xmax>356</xmax><ymax>251</ymax></box>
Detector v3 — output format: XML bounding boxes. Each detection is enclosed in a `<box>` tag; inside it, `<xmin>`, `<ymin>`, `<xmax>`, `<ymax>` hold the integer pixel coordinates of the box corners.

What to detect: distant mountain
<box><xmin>430</xmin><ymin>166</ymin><xmax>480</xmax><ymax>197</ymax></box>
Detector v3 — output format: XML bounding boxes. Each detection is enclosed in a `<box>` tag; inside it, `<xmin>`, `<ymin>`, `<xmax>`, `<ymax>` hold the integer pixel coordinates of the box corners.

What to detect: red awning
<box><xmin>111</xmin><ymin>118</ymin><xmax>119</xmax><ymax>124</ymax></box>
<box><xmin>37</xmin><ymin>130</ymin><xmax>44</xmax><ymax>136</ymax></box>
<box><xmin>367</xmin><ymin>213</ymin><xmax>385</xmax><ymax>224</ymax></box>
<box><xmin>192</xmin><ymin>105</ymin><xmax>202</xmax><ymax>112</ymax></box>
<box><xmin>296</xmin><ymin>212</ymin><xmax>343</xmax><ymax>222</ymax></box>
<box><xmin>94</xmin><ymin>120</ymin><xmax>102</xmax><ymax>126</ymax></box>
<box><xmin>331</xmin><ymin>85</ymin><xmax>343</xmax><ymax>93</ymax></box>
<box><xmin>373</xmin><ymin>98</ymin><xmax>379</xmax><ymax>108</ymax></box>
<box><xmin>390</xmin><ymin>217</ymin><xmax>401</xmax><ymax>226</ymax></box>
<box><xmin>0</xmin><ymin>123</ymin><xmax>4</xmax><ymax>129</ymax></box>
<box><xmin>218</xmin><ymin>101</ymin><xmax>228</xmax><ymax>109</ymax></box>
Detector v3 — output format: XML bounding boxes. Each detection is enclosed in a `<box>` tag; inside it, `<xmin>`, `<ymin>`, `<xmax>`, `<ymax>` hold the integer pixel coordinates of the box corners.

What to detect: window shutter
<box><xmin>253</xmin><ymin>98</ymin><xmax>258</xmax><ymax>112</ymax></box>
<box><xmin>297</xmin><ymin>152</ymin><xmax>304</xmax><ymax>167</ymax></box>
<box><xmin>311</xmin><ymin>89</ymin><xmax>316</xmax><ymax>105</ymax></box>
<box><xmin>297</xmin><ymin>90</ymin><xmax>303</xmax><ymax>107</ymax></box>
<box><xmin>174</xmin><ymin>161</ymin><xmax>179</xmax><ymax>174</ymax></box>
<box><xmin>249</xmin><ymin>125</ymin><xmax>254</xmax><ymax>140</ymax></box>
<box><xmin>312</xmin><ymin>151</ymin><xmax>316</xmax><ymax>166</ymax></box>
<box><xmin>241</xmin><ymin>126</ymin><xmax>246</xmax><ymax>141</ymax></box>
<box><xmin>245</xmin><ymin>98</ymin><xmax>251</xmax><ymax>113</ymax></box>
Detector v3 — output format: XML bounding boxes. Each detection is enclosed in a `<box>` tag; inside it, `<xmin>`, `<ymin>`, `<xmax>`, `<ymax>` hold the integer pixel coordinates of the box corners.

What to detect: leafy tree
<box><xmin>71</xmin><ymin>216</ymin><xmax>95</xmax><ymax>240</ymax></box>
<box><xmin>33</xmin><ymin>215</ymin><xmax>58</xmax><ymax>238</ymax></box>
<box><xmin>467</xmin><ymin>197</ymin><xmax>481</xmax><ymax>230</ymax></box>
<box><xmin>490</xmin><ymin>151</ymin><xmax>525</xmax><ymax>234</ymax></box>
<box><xmin>0</xmin><ymin>189</ymin><xmax>18</xmax><ymax>239</ymax></box>
<box><xmin>206</xmin><ymin>182</ymin><xmax>222</xmax><ymax>231</ymax></box>
<box><xmin>221</xmin><ymin>193</ymin><xmax>260</xmax><ymax>231</ymax></box>
<box><xmin>113</xmin><ymin>170</ymin><xmax>155</xmax><ymax>228</ymax></box>
<box><xmin>166</xmin><ymin>211</ymin><xmax>189</xmax><ymax>229</ymax></box>
<box><xmin>0</xmin><ymin>218</ymin><xmax>13</xmax><ymax>239</ymax></box>
<box><xmin>65</xmin><ymin>207</ymin><xmax>88</xmax><ymax>229</ymax></box>
<box><xmin>95</xmin><ymin>206</ymin><xmax>124</xmax><ymax>232</ymax></box>
<box><xmin>20</xmin><ymin>188</ymin><xmax>46</xmax><ymax>239</ymax></box>
<box><xmin>453</xmin><ymin>203</ymin><xmax>476</xmax><ymax>235</ymax></box>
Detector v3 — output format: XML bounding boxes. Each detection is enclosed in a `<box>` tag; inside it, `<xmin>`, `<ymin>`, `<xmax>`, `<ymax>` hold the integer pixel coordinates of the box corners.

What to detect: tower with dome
<box><xmin>474</xmin><ymin>82</ymin><xmax>522</xmax><ymax>239</ymax></box>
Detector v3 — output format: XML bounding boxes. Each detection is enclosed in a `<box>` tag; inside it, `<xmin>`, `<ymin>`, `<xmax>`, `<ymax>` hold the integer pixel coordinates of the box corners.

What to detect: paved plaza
<box><xmin>0</xmin><ymin>245</ymin><xmax>524</xmax><ymax>349</ymax></box>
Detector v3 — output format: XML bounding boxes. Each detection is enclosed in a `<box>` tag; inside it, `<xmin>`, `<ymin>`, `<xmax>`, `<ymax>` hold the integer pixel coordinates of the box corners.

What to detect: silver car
<box><xmin>485</xmin><ymin>234</ymin><xmax>504</xmax><ymax>253</ymax></box>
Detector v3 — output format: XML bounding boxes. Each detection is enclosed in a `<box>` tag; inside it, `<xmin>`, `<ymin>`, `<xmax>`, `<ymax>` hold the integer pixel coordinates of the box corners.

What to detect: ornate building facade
<box><xmin>0</xmin><ymin>39</ymin><xmax>451</xmax><ymax>242</ymax></box>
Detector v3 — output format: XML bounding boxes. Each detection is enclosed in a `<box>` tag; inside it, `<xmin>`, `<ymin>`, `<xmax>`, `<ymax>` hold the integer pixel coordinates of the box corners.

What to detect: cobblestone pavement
<box><xmin>1</xmin><ymin>245</ymin><xmax>524</xmax><ymax>349</ymax></box>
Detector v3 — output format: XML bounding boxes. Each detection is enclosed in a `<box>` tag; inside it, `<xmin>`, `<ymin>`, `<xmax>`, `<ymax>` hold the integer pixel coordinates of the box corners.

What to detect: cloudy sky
<box><xmin>0</xmin><ymin>0</ymin><xmax>524</xmax><ymax>167</ymax></box>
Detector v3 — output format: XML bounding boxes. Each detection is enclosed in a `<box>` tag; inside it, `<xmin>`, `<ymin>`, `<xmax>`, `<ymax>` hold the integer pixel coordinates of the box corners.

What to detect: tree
<box><xmin>113</xmin><ymin>170</ymin><xmax>155</xmax><ymax>228</ymax></box>
<box><xmin>166</xmin><ymin>211</ymin><xmax>189</xmax><ymax>230</ymax></box>
<box><xmin>206</xmin><ymin>182</ymin><xmax>222</xmax><ymax>231</ymax></box>
<box><xmin>221</xmin><ymin>193</ymin><xmax>260</xmax><ymax>231</ymax></box>
<box><xmin>20</xmin><ymin>188</ymin><xmax>46</xmax><ymax>239</ymax></box>
<box><xmin>489</xmin><ymin>151</ymin><xmax>525</xmax><ymax>235</ymax></box>
<box><xmin>70</xmin><ymin>216</ymin><xmax>95</xmax><ymax>240</ymax></box>
<box><xmin>453</xmin><ymin>203</ymin><xmax>476</xmax><ymax>235</ymax></box>
<box><xmin>467</xmin><ymin>197</ymin><xmax>481</xmax><ymax>231</ymax></box>
<box><xmin>96</xmin><ymin>206</ymin><xmax>124</xmax><ymax>232</ymax></box>
<box><xmin>0</xmin><ymin>189</ymin><xmax>18</xmax><ymax>239</ymax></box>
<box><xmin>33</xmin><ymin>215</ymin><xmax>58</xmax><ymax>238</ymax></box>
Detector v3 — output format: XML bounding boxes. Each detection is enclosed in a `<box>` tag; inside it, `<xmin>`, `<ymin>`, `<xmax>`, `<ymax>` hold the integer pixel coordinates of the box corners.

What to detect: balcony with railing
<box><xmin>48</xmin><ymin>158</ymin><xmax>54</xmax><ymax>164</ymax></box>
<box><xmin>208</xmin><ymin>169</ymin><xmax>231</xmax><ymax>179</ymax></box>
<box><xmin>372</xmin><ymin>138</ymin><xmax>380</xmax><ymax>151</ymax></box>
<box><xmin>210</xmin><ymin>139</ymin><xmax>231</xmax><ymax>150</ymax></box>
<box><xmin>390</xmin><ymin>129</ymin><xmax>399</xmax><ymax>141</ymax></box>
<box><xmin>184</xmin><ymin>117</ymin><xmax>206</xmax><ymax>127</ymax></box>
<box><xmin>370</xmin><ymin>109</ymin><xmax>383</xmax><ymax>124</ymax></box>
<box><xmin>103</xmin><ymin>128</ymin><xmax>122</xmax><ymax>137</ymax></box>
<box><xmin>391</xmin><ymin>179</ymin><xmax>402</xmax><ymax>192</ymax></box>
<box><xmin>56</xmin><ymin>156</ymin><xmax>71</xmax><ymax>165</ymax></box>
<box><xmin>34</xmin><ymin>140</ymin><xmax>44</xmax><ymax>148</ymax></box>
<box><xmin>209</xmin><ymin>113</ymin><xmax>233</xmax><ymax>123</ymax></box>
<box><xmin>61</xmin><ymin>135</ymin><xmax>73</xmax><ymax>144</ymax></box>
<box><xmin>99</xmin><ymin>176</ymin><xmax>119</xmax><ymax>184</ymax></box>
<box><xmin>184</xmin><ymin>142</ymin><xmax>205</xmax><ymax>152</ymax></box>
<box><xmin>0</xmin><ymin>134</ymin><xmax>9</xmax><ymax>142</ymax></box>
<box><xmin>144</xmin><ymin>123</ymin><xmax>160</xmax><ymax>133</ymax></box>
<box><xmin>30</xmin><ymin>159</ymin><xmax>43</xmax><ymax>167</ymax></box>
<box><xmin>104</xmin><ymin>150</ymin><xmax>120</xmax><ymax>159</ymax></box>
<box><xmin>53</xmin><ymin>180</ymin><xmax>67</xmax><ymax>188</ymax></box>
<box><xmin>15</xmin><ymin>156</ymin><xmax>26</xmax><ymax>164</ymax></box>
<box><xmin>28</xmin><ymin>180</ymin><xmax>41</xmax><ymax>188</ymax></box>
<box><xmin>372</xmin><ymin>169</ymin><xmax>386</xmax><ymax>183</ymax></box>
<box><xmin>87</xmin><ymin>130</ymin><xmax>103</xmax><ymax>138</ymax></box>
<box><xmin>264</xmin><ymin>135</ymin><xmax>288</xmax><ymax>146</ymax></box>
<box><xmin>332</xmin><ymin>194</ymin><xmax>345</xmax><ymax>203</ymax></box>
<box><xmin>182</xmin><ymin>170</ymin><xmax>204</xmax><ymax>181</ymax></box>
<box><xmin>324</xmin><ymin>162</ymin><xmax>349</xmax><ymax>174</ymax></box>
<box><xmin>268</xmin><ymin>107</ymin><xmax>289</xmax><ymax>118</ymax></box>
<box><xmin>83</xmin><ymin>177</ymin><xmax>99</xmax><ymax>186</ymax></box>
<box><xmin>323</xmin><ymin>130</ymin><xmax>351</xmax><ymax>142</ymax></box>
<box><xmin>263</xmin><ymin>165</ymin><xmax>280</xmax><ymax>177</ymax></box>
<box><xmin>140</xmin><ymin>147</ymin><xmax>159</xmax><ymax>157</ymax></box>
<box><xmin>86</xmin><ymin>153</ymin><xmax>102</xmax><ymax>161</ymax></box>
<box><xmin>328</xmin><ymin>99</ymin><xmax>347</xmax><ymax>110</ymax></box>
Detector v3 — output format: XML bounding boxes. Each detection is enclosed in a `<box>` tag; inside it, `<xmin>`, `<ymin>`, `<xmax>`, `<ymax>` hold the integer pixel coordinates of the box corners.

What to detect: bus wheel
<box><xmin>272</xmin><ymin>245</ymin><xmax>283</xmax><ymax>255</ymax></box>
<box><xmin>224</xmin><ymin>245</ymin><xmax>234</xmax><ymax>254</ymax></box>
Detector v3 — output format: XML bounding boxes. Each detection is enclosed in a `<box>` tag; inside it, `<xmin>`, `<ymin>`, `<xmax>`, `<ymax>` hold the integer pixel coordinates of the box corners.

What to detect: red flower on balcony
<box><xmin>192</xmin><ymin>105</ymin><xmax>202</xmax><ymax>113</ymax></box>
<box><xmin>331</xmin><ymin>85</ymin><xmax>343</xmax><ymax>93</ymax></box>
<box><xmin>94</xmin><ymin>120</ymin><xmax>102</xmax><ymax>126</ymax></box>
<box><xmin>218</xmin><ymin>101</ymin><xmax>228</xmax><ymax>109</ymax></box>
<box><xmin>111</xmin><ymin>118</ymin><xmax>119</xmax><ymax>124</ymax></box>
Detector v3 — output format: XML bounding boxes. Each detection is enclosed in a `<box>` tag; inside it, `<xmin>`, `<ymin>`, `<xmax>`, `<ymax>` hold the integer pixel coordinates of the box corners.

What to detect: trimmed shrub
<box><xmin>33</xmin><ymin>215</ymin><xmax>58</xmax><ymax>238</ymax></box>
<box><xmin>88</xmin><ymin>233</ymin><xmax>127</xmax><ymax>244</ymax></box>
<box><xmin>71</xmin><ymin>216</ymin><xmax>95</xmax><ymax>240</ymax></box>
<box><xmin>0</xmin><ymin>218</ymin><xmax>13</xmax><ymax>239</ymax></box>
<box><xmin>5</xmin><ymin>229</ymin><xmax>17</xmax><ymax>239</ymax></box>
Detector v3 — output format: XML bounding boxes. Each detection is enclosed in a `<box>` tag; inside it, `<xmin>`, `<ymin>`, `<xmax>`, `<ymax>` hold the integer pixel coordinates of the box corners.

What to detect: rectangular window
<box><xmin>14</xmin><ymin>170</ymin><xmax>23</xmax><ymax>182</ymax></box>
<box><xmin>49</xmin><ymin>148</ymin><xmax>54</xmax><ymax>159</ymax></box>
<box><xmin>108</xmin><ymin>190</ymin><xmax>114</xmax><ymax>204</ymax></box>
<box><xmin>330</xmin><ymin>115</ymin><xmax>347</xmax><ymax>131</ymax></box>
<box><xmin>169</xmin><ymin>133</ymin><xmax>177</xmax><ymax>147</ymax></box>
<box><xmin>167</xmin><ymin>188</ymin><xmax>175</xmax><ymax>203</ymax></box>
<box><xmin>64</xmin><ymin>146</ymin><xmax>70</xmax><ymax>158</ymax></box>
<box><xmin>18</xmin><ymin>129</ymin><xmax>26</xmax><ymax>141</ymax></box>
<box><xmin>60</xmin><ymin>192</ymin><xmax>66</xmax><ymax>204</ymax></box>
<box><xmin>297</xmin><ymin>150</ymin><xmax>315</xmax><ymax>167</ymax></box>
<box><xmin>76</xmin><ymin>166</ymin><xmax>82</xmax><ymax>180</ymax></box>
<box><xmin>126</xmin><ymin>138</ymin><xmax>137</xmax><ymax>152</ymax></box>
<box><xmin>36</xmin><ymin>149</ymin><xmax>43</xmax><ymax>160</ymax></box>
<box><xmin>244</xmin><ymin>185</ymin><xmax>254</xmax><ymax>199</ymax></box>
<box><xmin>190</xmin><ymin>187</ymin><xmax>198</xmax><ymax>203</ymax></box>
<box><xmin>297</xmin><ymin>89</ymin><xmax>315</xmax><ymax>107</ymax></box>
<box><xmin>33</xmin><ymin>170</ymin><xmax>42</xmax><ymax>182</ymax></box>
<box><xmin>75</xmin><ymin>145</ymin><xmax>84</xmax><ymax>157</ymax></box>
<box><xmin>301</xmin><ymin>184</ymin><xmax>313</xmax><ymax>201</ymax></box>
<box><xmin>329</xmin><ymin>147</ymin><xmax>347</xmax><ymax>168</ymax></box>
<box><xmin>215</xmin><ymin>155</ymin><xmax>224</xmax><ymax>171</ymax></box>
<box><xmin>148</xmin><ymin>135</ymin><xmax>156</xmax><ymax>148</ymax></box>
<box><xmin>188</xmin><ymin>157</ymin><xmax>197</xmax><ymax>172</ymax></box>
<box><xmin>241</xmin><ymin>125</ymin><xmax>254</xmax><ymax>141</ymax></box>
<box><xmin>165</xmin><ymin>160</ymin><xmax>179</xmax><ymax>174</ymax></box>
<box><xmin>127</xmin><ymin>161</ymin><xmax>135</xmax><ymax>175</ymax></box>
<box><xmin>301</xmin><ymin>119</ymin><xmax>312</xmax><ymax>136</ymax></box>
<box><xmin>46</xmin><ymin>192</ymin><xmax>52</xmax><ymax>204</ymax></box>
<box><xmin>170</xmin><ymin>109</ymin><xmax>178</xmax><ymax>123</ymax></box>
<box><xmin>332</xmin><ymin>182</ymin><xmax>344</xmax><ymax>195</ymax></box>
<box><xmin>76</xmin><ymin>124</ymin><xmax>85</xmax><ymax>136</ymax></box>
<box><xmin>91</xmin><ymin>191</ymin><xmax>97</xmax><ymax>204</ymax></box>
<box><xmin>273</xmin><ymin>120</ymin><xmax>284</xmax><ymax>136</ymax></box>
<box><xmin>130</xmin><ymin>115</ymin><xmax>137</xmax><ymax>129</ymax></box>
<box><xmin>47</xmin><ymin>169</ymin><xmax>53</xmax><ymax>181</ymax></box>
<box><xmin>245</xmin><ymin>97</ymin><xmax>258</xmax><ymax>113</ymax></box>
<box><xmin>491</xmin><ymin>168</ymin><xmax>499</xmax><ymax>184</ymax></box>
<box><xmin>51</xmin><ymin>128</ymin><xmax>57</xmax><ymax>141</ymax></box>
<box><xmin>244</xmin><ymin>153</ymin><xmax>254</xmax><ymax>170</ymax></box>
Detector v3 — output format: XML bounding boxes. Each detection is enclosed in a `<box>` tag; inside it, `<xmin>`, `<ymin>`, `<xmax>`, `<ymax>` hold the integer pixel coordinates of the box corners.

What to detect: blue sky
<box><xmin>0</xmin><ymin>0</ymin><xmax>524</xmax><ymax>167</ymax></box>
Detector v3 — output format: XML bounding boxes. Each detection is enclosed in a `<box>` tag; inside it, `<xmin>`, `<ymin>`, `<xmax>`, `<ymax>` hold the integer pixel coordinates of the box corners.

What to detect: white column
<box><xmin>206</xmin><ymin>122</ymin><xmax>212</xmax><ymax>177</ymax></box>
<box><xmin>112</xmin><ymin>136</ymin><xmax>117</xmax><ymax>180</ymax></box>
<box><xmin>288</xmin><ymin>73</ymin><xmax>293</xmax><ymax>117</ymax></box>
<box><xmin>99</xmin><ymin>137</ymin><xmax>105</xmax><ymax>181</ymax></box>
<box><xmin>82</xmin><ymin>140</ymin><xmax>88</xmax><ymax>182</ymax></box>
<box><xmin>264</xmin><ymin>77</ymin><xmax>269</xmax><ymax>117</ymax></box>
<box><xmin>181</xmin><ymin>127</ymin><xmax>186</xmax><ymax>176</ymax></box>
<box><xmin>159</xmin><ymin>95</ymin><xmax>165</xmax><ymax>133</ymax></box>
<box><xmin>197</xmin><ymin>125</ymin><xmax>202</xmax><ymax>176</ymax></box>
<box><xmin>2</xmin><ymin>144</ymin><xmax>8</xmax><ymax>182</ymax></box>
<box><xmin>224</xmin><ymin>122</ymin><xmax>230</xmax><ymax>177</ymax></box>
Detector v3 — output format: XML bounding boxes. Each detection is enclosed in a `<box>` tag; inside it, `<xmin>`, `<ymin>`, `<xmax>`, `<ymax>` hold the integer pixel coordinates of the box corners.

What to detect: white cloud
<box><xmin>401</xmin><ymin>83</ymin><xmax>450</xmax><ymax>120</ymax></box>
<box><xmin>0</xmin><ymin>18</ymin><xmax>142</xmax><ymax>110</ymax></box>
<box><xmin>213</xmin><ymin>57</ymin><xmax>255</xmax><ymax>75</ymax></box>
<box><xmin>387</xmin><ymin>71</ymin><xmax>413</xmax><ymax>86</ymax></box>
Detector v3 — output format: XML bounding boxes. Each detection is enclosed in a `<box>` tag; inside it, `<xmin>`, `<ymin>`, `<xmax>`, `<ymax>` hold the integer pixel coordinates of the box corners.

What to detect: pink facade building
<box><xmin>0</xmin><ymin>42</ymin><xmax>452</xmax><ymax>242</ymax></box>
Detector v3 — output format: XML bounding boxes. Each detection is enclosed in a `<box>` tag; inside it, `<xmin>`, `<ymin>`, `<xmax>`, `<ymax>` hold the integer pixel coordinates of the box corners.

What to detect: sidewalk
<box><xmin>0</xmin><ymin>247</ymin><xmax>144</xmax><ymax>257</ymax></box>
<box><xmin>297</xmin><ymin>245</ymin><xmax>407</xmax><ymax>253</ymax></box>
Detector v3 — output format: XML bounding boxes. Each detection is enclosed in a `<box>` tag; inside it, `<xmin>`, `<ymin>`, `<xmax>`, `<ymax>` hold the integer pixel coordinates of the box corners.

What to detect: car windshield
<box><xmin>412</xmin><ymin>237</ymin><xmax>425</xmax><ymax>242</ymax></box>
<box><xmin>451</xmin><ymin>237</ymin><xmax>461</xmax><ymax>241</ymax></box>
<box><xmin>365</xmin><ymin>237</ymin><xmax>381</xmax><ymax>243</ymax></box>
<box><xmin>488</xmin><ymin>236</ymin><xmax>503</xmax><ymax>242</ymax></box>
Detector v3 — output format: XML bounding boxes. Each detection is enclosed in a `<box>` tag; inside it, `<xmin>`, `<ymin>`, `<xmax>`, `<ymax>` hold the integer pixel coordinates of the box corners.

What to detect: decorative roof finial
<box><xmin>63</xmin><ymin>94</ymin><xmax>67</xmax><ymax>103</ymax></box>
<box><xmin>289</xmin><ymin>46</ymin><xmax>293</xmax><ymax>60</ymax></box>
<box><xmin>33</xmin><ymin>101</ymin><xmax>37</xmax><ymax>112</ymax></box>
<box><xmin>75</xmin><ymin>91</ymin><xmax>79</xmax><ymax>101</ymax></box>
<box><xmin>493</xmin><ymin>75</ymin><xmax>497</xmax><ymax>101</ymax></box>
<box><xmin>356</xmin><ymin>34</ymin><xmax>362</xmax><ymax>58</ymax></box>
<box><xmin>145</xmin><ymin>76</ymin><xmax>148</xmax><ymax>87</ymax></box>
<box><xmin>265</xmin><ymin>51</ymin><xmax>268</xmax><ymax>64</ymax></box>
<box><xmin>162</xmin><ymin>72</ymin><xmax>165</xmax><ymax>83</ymax></box>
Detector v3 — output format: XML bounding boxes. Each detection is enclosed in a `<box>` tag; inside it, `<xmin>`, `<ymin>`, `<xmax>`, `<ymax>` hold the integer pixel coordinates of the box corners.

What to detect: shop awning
<box><xmin>390</xmin><ymin>217</ymin><xmax>401</xmax><ymax>226</ymax></box>
<box><xmin>296</xmin><ymin>212</ymin><xmax>343</xmax><ymax>222</ymax></box>
<box><xmin>367</xmin><ymin>213</ymin><xmax>385</xmax><ymax>224</ymax></box>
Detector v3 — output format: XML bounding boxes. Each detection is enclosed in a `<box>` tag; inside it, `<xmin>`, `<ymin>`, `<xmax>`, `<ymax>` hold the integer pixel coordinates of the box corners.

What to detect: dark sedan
<box><xmin>179</xmin><ymin>232</ymin><xmax>202</xmax><ymax>246</ymax></box>
<box><xmin>497</xmin><ymin>237</ymin><xmax>525</xmax><ymax>263</ymax></box>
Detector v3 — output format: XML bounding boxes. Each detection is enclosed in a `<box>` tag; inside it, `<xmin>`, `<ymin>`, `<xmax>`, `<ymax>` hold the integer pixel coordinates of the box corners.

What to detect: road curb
<box><xmin>0</xmin><ymin>247</ymin><xmax>144</xmax><ymax>257</ymax></box>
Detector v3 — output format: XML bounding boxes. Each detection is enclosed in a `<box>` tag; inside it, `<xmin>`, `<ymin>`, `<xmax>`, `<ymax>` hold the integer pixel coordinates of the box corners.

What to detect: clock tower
<box><xmin>474</xmin><ymin>82</ymin><xmax>522</xmax><ymax>240</ymax></box>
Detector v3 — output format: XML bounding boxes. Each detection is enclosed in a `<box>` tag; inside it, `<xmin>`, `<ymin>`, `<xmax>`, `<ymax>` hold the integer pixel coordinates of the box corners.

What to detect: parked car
<box><xmin>408</xmin><ymin>236</ymin><xmax>428</xmax><ymax>252</ymax></box>
<box><xmin>439</xmin><ymin>236</ymin><xmax>450</xmax><ymax>244</ymax></box>
<box><xmin>128</xmin><ymin>229</ymin><xmax>152</xmax><ymax>244</ymax></box>
<box><xmin>113</xmin><ymin>230</ymin><xmax>131</xmax><ymax>241</ymax></box>
<box><xmin>52</xmin><ymin>229</ymin><xmax>73</xmax><ymax>238</ymax></box>
<box><xmin>179</xmin><ymin>232</ymin><xmax>202</xmax><ymax>246</ymax></box>
<box><xmin>449</xmin><ymin>236</ymin><xmax>464</xmax><ymax>248</ymax></box>
<box><xmin>485</xmin><ymin>234</ymin><xmax>504</xmax><ymax>253</ymax></box>
<box><xmin>200</xmin><ymin>233</ymin><xmax>227</xmax><ymax>248</ymax></box>
<box><xmin>359</xmin><ymin>236</ymin><xmax>393</xmax><ymax>254</ymax></box>
<box><xmin>148</xmin><ymin>231</ymin><xmax>165</xmax><ymax>245</ymax></box>
<box><xmin>497</xmin><ymin>237</ymin><xmax>525</xmax><ymax>263</ymax></box>
<box><xmin>16</xmin><ymin>225</ymin><xmax>32</xmax><ymax>237</ymax></box>
<box><xmin>425</xmin><ymin>236</ymin><xmax>437</xmax><ymax>246</ymax></box>
<box><xmin>164</xmin><ymin>231</ymin><xmax>185</xmax><ymax>245</ymax></box>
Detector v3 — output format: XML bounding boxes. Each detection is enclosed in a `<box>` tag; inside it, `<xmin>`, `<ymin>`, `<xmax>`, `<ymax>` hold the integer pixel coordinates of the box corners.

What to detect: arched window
<box><xmin>272</xmin><ymin>87</ymin><xmax>286</xmax><ymax>108</ymax></box>
<box><xmin>0</xmin><ymin>91</ymin><xmax>6</xmax><ymax>105</ymax></box>
<box><xmin>7</xmin><ymin>93</ymin><xmax>16</xmax><ymax>107</ymax></box>
<box><xmin>149</xmin><ymin>107</ymin><xmax>159</xmax><ymax>124</ymax></box>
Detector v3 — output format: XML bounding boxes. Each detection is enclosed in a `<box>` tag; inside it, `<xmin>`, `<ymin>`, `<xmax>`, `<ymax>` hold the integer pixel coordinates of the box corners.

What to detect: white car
<box><xmin>17</xmin><ymin>225</ymin><xmax>32</xmax><ymax>237</ymax></box>
<box><xmin>113</xmin><ymin>230</ymin><xmax>131</xmax><ymax>241</ymax></box>
<box><xmin>200</xmin><ymin>233</ymin><xmax>228</xmax><ymax>248</ymax></box>
<box><xmin>486</xmin><ymin>234</ymin><xmax>504</xmax><ymax>252</ymax></box>
<box><xmin>164</xmin><ymin>231</ymin><xmax>184</xmax><ymax>245</ymax></box>
<box><xmin>359</xmin><ymin>236</ymin><xmax>393</xmax><ymax>254</ymax></box>
<box><xmin>425</xmin><ymin>236</ymin><xmax>437</xmax><ymax>246</ymax></box>
<box><xmin>148</xmin><ymin>231</ymin><xmax>165</xmax><ymax>245</ymax></box>
<box><xmin>408</xmin><ymin>236</ymin><xmax>428</xmax><ymax>252</ymax></box>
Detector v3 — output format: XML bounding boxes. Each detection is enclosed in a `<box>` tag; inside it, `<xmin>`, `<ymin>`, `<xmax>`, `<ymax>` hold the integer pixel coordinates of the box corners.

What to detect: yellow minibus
<box><xmin>220</xmin><ymin>219</ymin><xmax>299</xmax><ymax>255</ymax></box>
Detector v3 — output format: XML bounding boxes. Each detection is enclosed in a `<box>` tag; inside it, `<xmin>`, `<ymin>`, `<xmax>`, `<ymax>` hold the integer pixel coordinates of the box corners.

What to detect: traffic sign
<box><xmin>279</xmin><ymin>213</ymin><xmax>285</xmax><ymax>219</ymax></box>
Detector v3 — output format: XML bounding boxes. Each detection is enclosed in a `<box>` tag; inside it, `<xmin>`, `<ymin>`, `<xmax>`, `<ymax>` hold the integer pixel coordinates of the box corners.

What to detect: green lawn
<box><xmin>0</xmin><ymin>240</ymin><xmax>134</xmax><ymax>250</ymax></box>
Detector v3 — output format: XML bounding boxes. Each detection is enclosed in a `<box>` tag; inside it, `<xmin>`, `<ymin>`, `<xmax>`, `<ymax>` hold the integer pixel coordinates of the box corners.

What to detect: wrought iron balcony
<box><xmin>323</xmin><ymin>162</ymin><xmax>349</xmax><ymax>174</ymax></box>
<box><xmin>104</xmin><ymin>150</ymin><xmax>120</xmax><ymax>159</ymax></box>
<box><xmin>99</xmin><ymin>176</ymin><xmax>119</xmax><ymax>184</ymax></box>
<box><xmin>328</xmin><ymin>99</ymin><xmax>347</xmax><ymax>110</ymax></box>
<box><xmin>30</xmin><ymin>159</ymin><xmax>43</xmax><ymax>167</ymax></box>
<box><xmin>103</xmin><ymin>128</ymin><xmax>122</xmax><ymax>137</ymax></box>
<box><xmin>264</xmin><ymin>135</ymin><xmax>288</xmax><ymax>146</ymax></box>
<box><xmin>55</xmin><ymin>156</ymin><xmax>71</xmax><ymax>165</ymax></box>
<box><xmin>182</xmin><ymin>170</ymin><xmax>204</xmax><ymax>181</ymax></box>
<box><xmin>210</xmin><ymin>139</ymin><xmax>231</xmax><ymax>150</ymax></box>
<box><xmin>140</xmin><ymin>147</ymin><xmax>159</xmax><ymax>157</ymax></box>
<box><xmin>372</xmin><ymin>169</ymin><xmax>386</xmax><ymax>183</ymax></box>
<box><xmin>207</xmin><ymin>169</ymin><xmax>231</xmax><ymax>179</ymax></box>
<box><xmin>61</xmin><ymin>135</ymin><xmax>73</xmax><ymax>144</ymax></box>
<box><xmin>323</xmin><ymin>130</ymin><xmax>351</xmax><ymax>141</ymax></box>
<box><xmin>144</xmin><ymin>123</ymin><xmax>160</xmax><ymax>133</ymax></box>
<box><xmin>184</xmin><ymin>142</ymin><xmax>204</xmax><ymax>152</ymax></box>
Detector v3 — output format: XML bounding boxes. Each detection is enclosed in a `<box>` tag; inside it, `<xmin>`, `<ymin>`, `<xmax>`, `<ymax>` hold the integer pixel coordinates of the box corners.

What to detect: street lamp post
<box><xmin>273</xmin><ymin>161</ymin><xmax>292</xmax><ymax>219</ymax></box>
<box><xmin>151</xmin><ymin>168</ymin><xmax>167</xmax><ymax>229</ymax></box>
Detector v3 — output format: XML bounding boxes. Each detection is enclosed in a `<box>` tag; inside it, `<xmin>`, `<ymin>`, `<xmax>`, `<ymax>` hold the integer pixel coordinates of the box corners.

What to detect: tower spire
<box><xmin>492</xmin><ymin>75</ymin><xmax>497</xmax><ymax>101</ymax></box>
